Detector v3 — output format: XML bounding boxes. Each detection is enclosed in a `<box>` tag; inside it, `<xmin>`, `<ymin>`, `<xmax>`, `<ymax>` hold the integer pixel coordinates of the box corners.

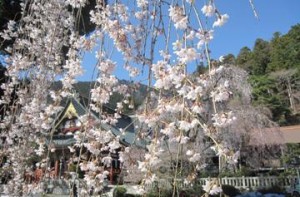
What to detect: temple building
<box><xmin>40</xmin><ymin>93</ymin><xmax>146</xmax><ymax>185</ymax></box>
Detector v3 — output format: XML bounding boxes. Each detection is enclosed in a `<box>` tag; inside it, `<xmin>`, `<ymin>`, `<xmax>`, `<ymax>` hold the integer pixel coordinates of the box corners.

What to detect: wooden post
<box><xmin>59</xmin><ymin>158</ymin><xmax>63</xmax><ymax>179</ymax></box>
<box><xmin>110</xmin><ymin>165</ymin><xmax>114</xmax><ymax>184</ymax></box>
<box><xmin>54</xmin><ymin>160</ymin><xmax>59</xmax><ymax>178</ymax></box>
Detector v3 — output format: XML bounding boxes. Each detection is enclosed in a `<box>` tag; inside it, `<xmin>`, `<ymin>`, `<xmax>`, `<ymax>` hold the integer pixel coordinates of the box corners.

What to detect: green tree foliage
<box><xmin>222</xmin><ymin>53</ymin><xmax>236</xmax><ymax>65</ymax></box>
<box><xmin>249</xmin><ymin>38</ymin><xmax>271</xmax><ymax>75</ymax></box>
<box><xmin>267</xmin><ymin>24</ymin><xmax>300</xmax><ymax>72</ymax></box>
<box><xmin>282</xmin><ymin>143</ymin><xmax>300</xmax><ymax>168</ymax></box>
<box><xmin>233</xmin><ymin>24</ymin><xmax>300</xmax><ymax>125</ymax></box>
<box><xmin>269</xmin><ymin>69</ymin><xmax>300</xmax><ymax>114</ymax></box>
<box><xmin>249</xmin><ymin>75</ymin><xmax>290</xmax><ymax>124</ymax></box>
<box><xmin>236</xmin><ymin>47</ymin><xmax>252</xmax><ymax>71</ymax></box>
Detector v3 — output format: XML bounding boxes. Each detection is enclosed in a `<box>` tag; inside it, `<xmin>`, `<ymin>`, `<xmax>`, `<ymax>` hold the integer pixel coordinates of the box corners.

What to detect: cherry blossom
<box><xmin>169</xmin><ymin>6</ymin><xmax>188</xmax><ymax>29</ymax></box>
<box><xmin>201</xmin><ymin>4</ymin><xmax>215</xmax><ymax>17</ymax></box>
<box><xmin>0</xmin><ymin>0</ymin><xmax>270</xmax><ymax>196</ymax></box>
<box><xmin>213</xmin><ymin>14</ymin><xmax>230</xmax><ymax>27</ymax></box>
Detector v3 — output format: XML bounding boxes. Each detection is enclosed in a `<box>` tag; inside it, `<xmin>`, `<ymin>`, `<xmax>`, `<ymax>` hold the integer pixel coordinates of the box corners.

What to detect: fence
<box><xmin>145</xmin><ymin>176</ymin><xmax>297</xmax><ymax>191</ymax></box>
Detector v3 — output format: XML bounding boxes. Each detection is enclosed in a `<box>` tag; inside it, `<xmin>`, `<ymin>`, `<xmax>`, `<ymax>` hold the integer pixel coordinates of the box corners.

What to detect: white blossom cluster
<box><xmin>0</xmin><ymin>0</ymin><xmax>264</xmax><ymax>196</ymax></box>
<box><xmin>203</xmin><ymin>180</ymin><xmax>223</xmax><ymax>195</ymax></box>
<box><xmin>169</xmin><ymin>6</ymin><xmax>188</xmax><ymax>30</ymax></box>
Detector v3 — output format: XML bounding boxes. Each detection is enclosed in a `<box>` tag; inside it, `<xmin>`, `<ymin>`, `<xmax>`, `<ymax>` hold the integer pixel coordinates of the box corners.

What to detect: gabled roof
<box><xmin>53</xmin><ymin>97</ymin><xmax>97</xmax><ymax>129</ymax></box>
<box><xmin>49</xmin><ymin>96</ymin><xmax>147</xmax><ymax>148</ymax></box>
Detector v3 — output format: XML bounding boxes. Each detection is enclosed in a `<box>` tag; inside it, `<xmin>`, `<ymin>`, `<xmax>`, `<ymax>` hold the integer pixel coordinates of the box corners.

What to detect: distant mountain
<box><xmin>50</xmin><ymin>80</ymin><xmax>148</xmax><ymax>115</ymax></box>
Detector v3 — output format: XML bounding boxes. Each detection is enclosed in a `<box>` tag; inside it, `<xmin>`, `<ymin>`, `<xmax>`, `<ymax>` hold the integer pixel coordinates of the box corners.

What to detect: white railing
<box><xmin>218</xmin><ymin>176</ymin><xmax>295</xmax><ymax>189</ymax></box>
<box><xmin>145</xmin><ymin>176</ymin><xmax>297</xmax><ymax>190</ymax></box>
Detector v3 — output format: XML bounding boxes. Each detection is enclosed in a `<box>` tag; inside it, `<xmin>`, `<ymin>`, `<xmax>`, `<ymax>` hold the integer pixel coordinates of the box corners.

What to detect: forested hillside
<box><xmin>221</xmin><ymin>24</ymin><xmax>300</xmax><ymax>125</ymax></box>
<box><xmin>50</xmin><ymin>80</ymin><xmax>148</xmax><ymax>115</ymax></box>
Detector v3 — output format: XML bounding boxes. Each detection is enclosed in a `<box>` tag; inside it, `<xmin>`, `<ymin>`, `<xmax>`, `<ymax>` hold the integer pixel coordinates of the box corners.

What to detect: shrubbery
<box><xmin>113</xmin><ymin>186</ymin><xmax>127</xmax><ymax>197</ymax></box>
<box><xmin>145</xmin><ymin>185</ymin><xmax>204</xmax><ymax>197</ymax></box>
<box><xmin>222</xmin><ymin>184</ymin><xmax>241</xmax><ymax>196</ymax></box>
<box><xmin>257</xmin><ymin>185</ymin><xmax>285</xmax><ymax>195</ymax></box>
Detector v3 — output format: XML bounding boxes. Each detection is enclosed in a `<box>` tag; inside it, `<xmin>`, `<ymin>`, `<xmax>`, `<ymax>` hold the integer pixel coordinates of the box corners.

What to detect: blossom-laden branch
<box><xmin>0</xmin><ymin>0</ymin><xmax>276</xmax><ymax>196</ymax></box>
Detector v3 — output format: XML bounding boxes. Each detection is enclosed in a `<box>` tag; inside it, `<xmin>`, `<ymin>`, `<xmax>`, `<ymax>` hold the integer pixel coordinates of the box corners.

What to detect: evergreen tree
<box><xmin>267</xmin><ymin>24</ymin><xmax>300</xmax><ymax>72</ymax></box>
<box><xmin>236</xmin><ymin>47</ymin><xmax>252</xmax><ymax>71</ymax></box>
<box><xmin>249</xmin><ymin>38</ymin><xmax>270</xmax><ymax>75</ymax></box>
<box><xmin>250</xmin><ymin>75</ymin><xmax>290</xmax><ymax>124</ymax></box>
<box><xmin>222</xmin><ymin>54</ymin><xmax>236</xmax><ymax>65</ymax></box>
<box><xmin>270</xmin><ymin>69</ymin><xmax>300</xmax><ymax>115</ymax></box>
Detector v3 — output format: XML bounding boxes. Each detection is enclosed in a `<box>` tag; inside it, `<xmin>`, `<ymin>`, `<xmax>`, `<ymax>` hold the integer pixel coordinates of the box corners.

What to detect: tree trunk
<box><xmin>287</xmin><ymin>79</ymin><xmax>296</xmax><ymax>114</ymax></box>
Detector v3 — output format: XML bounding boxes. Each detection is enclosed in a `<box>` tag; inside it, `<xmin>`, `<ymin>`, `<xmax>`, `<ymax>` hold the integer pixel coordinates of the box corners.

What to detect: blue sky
<box><xmin>210</xmin><ymin>0</ymin><xmax>300</xmax><ymax>58</ymax></box>
<box><xmin>78</xmin><ymin>0</ymin><xmax>300</xmax><ymax>81</ymax></box>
